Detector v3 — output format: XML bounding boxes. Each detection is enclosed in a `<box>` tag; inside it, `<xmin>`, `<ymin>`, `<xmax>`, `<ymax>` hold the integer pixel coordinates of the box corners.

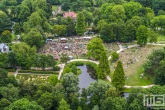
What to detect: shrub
<box><xmin>111</xmin><ymin>52</ymin><xmax>119</xmax><ymax>62</ymax></box>
<box><xmin>53</xmin><ymin>66</ymin><xmax>60</xmax><ymax>71</ymax></box>
<box><xmin>18</xmin><ymin>70</ymin><xmax>58</xmax><ymax>74</ymax></box>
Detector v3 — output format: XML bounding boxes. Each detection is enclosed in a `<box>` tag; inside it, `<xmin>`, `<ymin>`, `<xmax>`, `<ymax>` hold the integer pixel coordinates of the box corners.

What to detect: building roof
<box><xmin>63</xmin><ymin>12</ymin><xmax>76</xmax><ymax>19</ymax></box>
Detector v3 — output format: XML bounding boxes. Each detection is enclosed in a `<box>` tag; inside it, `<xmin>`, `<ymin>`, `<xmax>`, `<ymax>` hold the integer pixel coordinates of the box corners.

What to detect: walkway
<box><xmin>58</xmin><ymin>42</ymin><xmax>165</xmax><ymax>88</ymax></box>
<box><xmin>14</xmin><ymin>69</ymin><xmax>20</xmax><ymax>77</ymax></box>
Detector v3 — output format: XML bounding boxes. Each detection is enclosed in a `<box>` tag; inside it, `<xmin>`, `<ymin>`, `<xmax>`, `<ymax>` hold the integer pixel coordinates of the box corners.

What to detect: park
<box><xmin>1</xmin><ymin>0</ymin><xmax>165</xmax><ymax>110</ymax></box>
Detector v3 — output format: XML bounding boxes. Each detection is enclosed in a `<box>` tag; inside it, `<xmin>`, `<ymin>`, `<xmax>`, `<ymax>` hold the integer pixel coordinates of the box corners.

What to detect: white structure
<box><xmin>0</xmin><ymin>43</ymin><xmax>9</xmax><ymax>53</ymax></box>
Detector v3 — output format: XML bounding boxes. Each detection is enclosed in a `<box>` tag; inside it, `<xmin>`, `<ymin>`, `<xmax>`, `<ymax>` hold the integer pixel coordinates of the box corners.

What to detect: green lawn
<box><xmin>110</xmin><ymin>45</ymin><xmax>164</xmax><ymax>86</ymax></box>
<box><xmin>12</xmin><ymin>34</ymin><xmax>16</xmax><ymax>41</ymax></box>
<box><xmin>157</xmin><ymin>35</ymin><xmax>165</xmax><ymax>41</ymax></box>
<box><xmin>125</xmin><ymin>66</ymin><xmax>154</xmax><ymax>86</ymax></box>
<box><xmin>52</xmin><ymin>5</ymin><xmax>59</xmax><ymax>11</ymax></box>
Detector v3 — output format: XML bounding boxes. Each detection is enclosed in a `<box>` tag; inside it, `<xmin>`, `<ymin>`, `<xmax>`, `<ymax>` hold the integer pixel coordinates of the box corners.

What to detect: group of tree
<box><xmin>0</xmin><ymin>42</ymin><xmax>56</xmax><ymax>70</ymax></box>
<box><xmin>1</xmin><ymin>67</ymin><xmax>165</xmax><ymax>110</ymax></box>
<box><xmin>144</xmin><ymin>48</ymin><xmax>165</xmax><ymax>85</ymax></box>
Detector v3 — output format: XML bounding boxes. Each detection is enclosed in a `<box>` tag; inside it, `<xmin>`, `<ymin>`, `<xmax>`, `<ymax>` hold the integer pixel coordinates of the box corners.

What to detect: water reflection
<box><xmin>77</xmin><ymin>65</ymin><xmax>97</xmax><ymax>92</ymax></box>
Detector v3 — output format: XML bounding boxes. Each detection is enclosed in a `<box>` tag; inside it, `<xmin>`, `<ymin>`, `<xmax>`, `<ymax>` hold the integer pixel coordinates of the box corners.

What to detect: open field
<box><xmin>16</xmin><ymin>74</ymin><xmax>51</xmax><ymax>83</ymax></box>
<box><xmin>111</xmin><ymin>44</ymin><xmax>164</xmax><ymax>86</ymax></box>
<box><xmin>104</xmin><ymin>42</ymin><xmax>119</xmax><ymax>56</ymax></box>
<box><xmin>52</xmin><ymin>5</ymin><xmax>59</xmax><ymax>11</ymax></box>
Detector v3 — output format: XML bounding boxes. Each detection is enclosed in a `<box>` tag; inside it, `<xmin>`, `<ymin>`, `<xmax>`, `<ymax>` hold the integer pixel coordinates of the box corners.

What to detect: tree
<box><xmin>111</xmin><ymin>5</ymin><xmax>125</xmax><ymax>23</ymax></box>
<box><xmin>82</xmin><ymin>10</ymin><xmax>93</xmax><ymax>26</ymax></box>
<box><xmin>111</xmin><ymin>52</ymin><xmax>119</xmax><ymax>62</ymax></box>
<box><xmin>0</xmin><ymin>98</ymin><xmax>11</xmax><ymax>110</ymax></box>
<box><xmin>98</xmin><ymin>51</ymin><xmax>110</xmax><ymax>79</ymax></box>
<box><xmin>18</xmin><ymin>5</ymin><xmax>31</xmax><ymax>23</ymax></box>
<box><xmin>0</xmin><ymin>84</ymin><xmax>20</xmax><ymax>102</ymax></box>
<box><xmin>13</xmin><ymin>23</ymin><xmax>21</xmax><ymax>35</ymax></box>
<box><xmin>5</xmin><ymin>98</ymin><xmax>44</xmax><ymax>110</ymax></box>
<box><xmin>24</xmin><ymin>28</ymin><xmax>44</xmax><ymax>49</ymax></box>
<box><xmin>123</xmin><ymin>2</ymin><xmax>142</xmax><ymax>20</ymax></box>
<box><xmin>148</xmin><ymin>31</ymin><xmax>158</xmax><ymax>43</ymax></box>
<box><xmin>87</xmin><ymin>37</ymin><xmax>105</xmax><ymax>60</ymax></box>
<box><xmin>49</xmin><ymin>75</ymin><xmax>58</xmax><ymax>86</ymax></box>
<box><xmin>53</xmin><ymin>25</ymin><xmax>67</xmax><ymax>36</ymax></box>
<box><xmin>53</xmin><ymin>83</ymin><xmax>67</xmax><ymax>107</ymax></box>
<box><xmin>75</xmin><ymin>12</ymin><xmax>85</xmax><ymax>36</ymax></box>
<box><xmin>62</xmin><ymin>73</ymin><xmax>79</xmax><ymax>102</ymax></box>
<box><xmin>0</xmin><ymin>68</ymin><xmax>8</xmax><ymax>87</ymax></box>
<box><xmin>66</xmin><ymin>17</ymin><xmax>76</xmax><ymax>36</ymax></box>
<box><xmin>0</xmin><ymin>53</ymin><xmax>8</xmax><ymax>68</ymax></box>
<box><xmin>144</xmin><ymin>49</ymin><xmax>165</xmax><ymax>75</ymax></box>
<box><xmin>0</xmin><ymin>10</ymin><xmax>12</xmax><ymax>33</ymax></box>
<box><xmin>58</xmin><ymin>99</ymin><xmax>71</xmax><ymax>110</ymax></box>
<box><xmin>0</xmin><ymin>30</ymin><xmax>12</xmax><ymax>43</ymax></box>
<box><xmin>88</xmin><ymin>80</ymin><xmax>111</xmax><ymax>108</ymax></box>
<box><xmin>101</xmin><ymin>97</ymin><xmax>127</xmax><ymax>110</ymax></box>
<box><xmin>37</xmin><ymin>92</ymin><xmax>54</xmax><ymax>110</ymax></box>
<box><xmin>23</xmin><ymin>11</ymin><xmax>43</xmax><ymax>32</ymax></box>
<box><xmin>12</xmin><ymin>42</ymin><xmax>36</xmax><ymax>69</ymax></box>
<box><xmin>71</xmin><ymin>65</ymin><xmax>78</xmax><ymax>74</ymax></box>
<box><xmin>136</xmin><ymin>25</ymin><xmax>148</xmax><ymax>46</ymax></box>
<box><xmin>112</xmin><ymin>61</ymin><xmax>125</xmax><ymax>90</ymax></box>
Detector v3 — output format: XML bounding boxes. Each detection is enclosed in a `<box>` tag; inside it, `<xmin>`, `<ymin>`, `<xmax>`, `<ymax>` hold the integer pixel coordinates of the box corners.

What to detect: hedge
<box><xmin>6</xmin><ymin>69</ymin><xmax>16</xmax><ymax>72</ymax></box>
<box><xmin>53</xmin><ymin>66</ymin><xmax>60</xmax><ymax>71</ymax></box>
<box><xmin>86</xmin><ymin>62</ymin><xmax>99</xmax><ymax>76</ymax></box>
<box><xmin>18</xmin><ymin>70</ymin><xmax>58</xmax><ymax>74</ymax></box>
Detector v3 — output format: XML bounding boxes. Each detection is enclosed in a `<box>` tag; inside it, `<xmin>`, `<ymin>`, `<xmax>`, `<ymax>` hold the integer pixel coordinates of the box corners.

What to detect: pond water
<box><xmin>77</xmin><ymin>65</ymin><xmax>97</xmax><ymax>92</ymax></box>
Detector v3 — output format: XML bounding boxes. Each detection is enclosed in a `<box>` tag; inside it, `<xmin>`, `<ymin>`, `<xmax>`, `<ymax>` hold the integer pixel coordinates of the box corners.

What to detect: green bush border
<box><xmin>18</xmin><ymin>70</ymin><xmax>58</xmax><ymax>74</ymax></box>
<box><xmin>62</xmin><ymin>61</ymin><xmax>99</xmax><ymax>77</ymax></box>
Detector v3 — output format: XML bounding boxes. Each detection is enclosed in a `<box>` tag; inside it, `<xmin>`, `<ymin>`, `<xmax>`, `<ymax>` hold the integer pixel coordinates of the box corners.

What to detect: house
<box><xmin>0</xmin><ymin>43</ymin><xmax>9</xmax><ymax>53</ymax></box>
<box><xmin>63</xmin><ymin>11</ymin><xmax>77</xmax><ymax>20</ymax></box>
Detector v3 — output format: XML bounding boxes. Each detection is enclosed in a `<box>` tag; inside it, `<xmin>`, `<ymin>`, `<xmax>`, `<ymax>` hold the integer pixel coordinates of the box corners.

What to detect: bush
<box><xmin>6</xmin><ymin>69</ymin><xmax>16</xmax><ymax>72</ymax></box>
<box><xmin>111</xmin><ymin>52</ymin><xmax>119</xmax><ymax>62</ymax></box>
<box><xmin>86</xmin><ymin>62</ymin><xmax>99</xmax><ymax>76</ymax></box>
<box><xmin>18</xmin><ymin>70</ymin><xmax>58</xmax><ymax>74</ymax></box>
<box><xmin>62</xmin><ymin>61</ymin><xmax>84</xmax><ymax>74</ymax></box>
<box><xmin>53</xmin><ymin>66</ymin><xmax>60</xmax><ymax>71</ymax></box>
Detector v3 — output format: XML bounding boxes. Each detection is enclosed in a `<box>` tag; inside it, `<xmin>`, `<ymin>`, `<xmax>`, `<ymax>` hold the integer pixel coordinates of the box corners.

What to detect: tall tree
<box><xmin>13</xmin><ymin>23</ymin><xmax>21</xmax><ymax>34</ymax></box>
<box><xmin>75</xmin><ymin>12</ymin><xmax>85</xmax><ymax>36</ymax></box>
<box><xmin>0</xmin><ymin>30</ymin><xmax>12</xmax><ymax>43</ymax></box>
<box><xmin>88</xmin><ymin>80</ymin><xmax>111</xmax><ymax>108</ymax></box>
<box><xmin>112</xmin><ymin>61</ymin><xmax>125</xmax><ymax>90</ymax></box>
<box><xmin>66</xmin><ymin>17</ymin><xmax>76</xmax><ymax>36</ymax></box>
<box><xmin>58</xmin><ymin>99</ymin><xmax>71</xmax><ymax>110</ymax></box>
<box><xmin>62</xmin><ymin>73</ymin><xmax>79</xmax><ymax>102</ymax></box>
<box><xmin>98</xmin><ymin>51</ymin><xmax>110</xmax><ymax>79</ymax></box>
<box><xmin>136</xmin><ymin>25</ymin><xmax>148</xmax><ymax>46</ymax></box>
<box><xmin>0</xmin><ymin>10</ymin><xmax>12</xmax><ymax>33</ymax></box>
<box><xmin>5</xmin><ymin>98</ymin><xmax>44</xmax><ymax>110</ymax></box>
<box><xmin>87</xmin><ymin>37</ymin><xmax>105</xmax><ymax>60</ymax></box>
<box><xmin>23</xmin><ymin>28</ymin><xmax>44</xmax><ymax>49</ymax></box>
<box><xmin>101</xmin><ymin>97</ymin><xmax>127</xmax><ymax>110</ymax></box>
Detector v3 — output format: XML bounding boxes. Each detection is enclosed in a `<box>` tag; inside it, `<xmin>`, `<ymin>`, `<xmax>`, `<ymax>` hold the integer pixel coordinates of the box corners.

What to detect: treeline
<box><xmin>0</xmin><ymin>42</ymin><xmax>56</xmax><ymax>70</ymax></box>
<box><xmin>1</xmin><ymin>68</ymin><xmax>165</xmax><ymax>110</ymax></box>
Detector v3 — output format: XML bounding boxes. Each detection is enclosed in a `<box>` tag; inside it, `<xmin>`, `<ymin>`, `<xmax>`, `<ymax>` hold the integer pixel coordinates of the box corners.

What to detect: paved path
<box><xmin>58</xmin><ymin>42</ymin><xmax>165</xmax><ymax>88</ymax></box>
<box><xmin>58</xmin><ymin>64</ymin><xmax>65</xmax><ymax>80</ymax></box>
<box><xmin>14</xmin><ymin>69</ymin><xmax>20</xmax><ymax>77</ymax></box>
<box><xmin>68</xmin><ymin>59</ymin><xmax>99</xmax><ymax>65</ymax></box>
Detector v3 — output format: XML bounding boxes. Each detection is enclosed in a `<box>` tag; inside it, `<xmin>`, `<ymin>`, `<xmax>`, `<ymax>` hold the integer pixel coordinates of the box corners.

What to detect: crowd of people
<box><xmin>39</xmin><ymin>37</ymin><xmax>92</xmax><ymax>60</ymax></box>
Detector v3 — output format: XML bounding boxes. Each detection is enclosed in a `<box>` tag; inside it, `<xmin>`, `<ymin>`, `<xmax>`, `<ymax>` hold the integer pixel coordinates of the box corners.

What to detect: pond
<box><xmin>77</xmin><ymin>65</ymin><xmax>97</xmax><ymax>92</ymax></box>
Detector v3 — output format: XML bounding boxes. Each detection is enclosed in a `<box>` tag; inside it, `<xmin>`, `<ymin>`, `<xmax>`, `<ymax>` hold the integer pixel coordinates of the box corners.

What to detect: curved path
<box><xmin>58</xmin><ymin>42</ymin><xmax>165</xmax><ymax>88</ymax></box>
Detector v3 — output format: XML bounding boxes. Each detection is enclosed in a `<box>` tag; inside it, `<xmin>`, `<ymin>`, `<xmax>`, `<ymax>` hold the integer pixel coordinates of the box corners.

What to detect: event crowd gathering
<box><xmin>39</xmin><ymin>37</ymin><xmax>92</xmax><ymax>60</ymax></box>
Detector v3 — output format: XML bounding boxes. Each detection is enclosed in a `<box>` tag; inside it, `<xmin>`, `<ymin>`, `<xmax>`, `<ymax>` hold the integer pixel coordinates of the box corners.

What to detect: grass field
<box><xmin>16</xmin><ymin>74</ymin><xmax>51</xmax><ymax>83</ymax></box>
<box><xmin>52</xmin><ymin>5</ymin><xmax>59</xmax><ymax>11</ymax></box>
<box><xmin>111</xmin><ymin>45</ymin><xmax>164</xmax><ymax>86</ymax></box>
<box><xmin>104</xmin><ymin>42</ymin><xmax>119</xmax><ymax>56</ymax></box>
